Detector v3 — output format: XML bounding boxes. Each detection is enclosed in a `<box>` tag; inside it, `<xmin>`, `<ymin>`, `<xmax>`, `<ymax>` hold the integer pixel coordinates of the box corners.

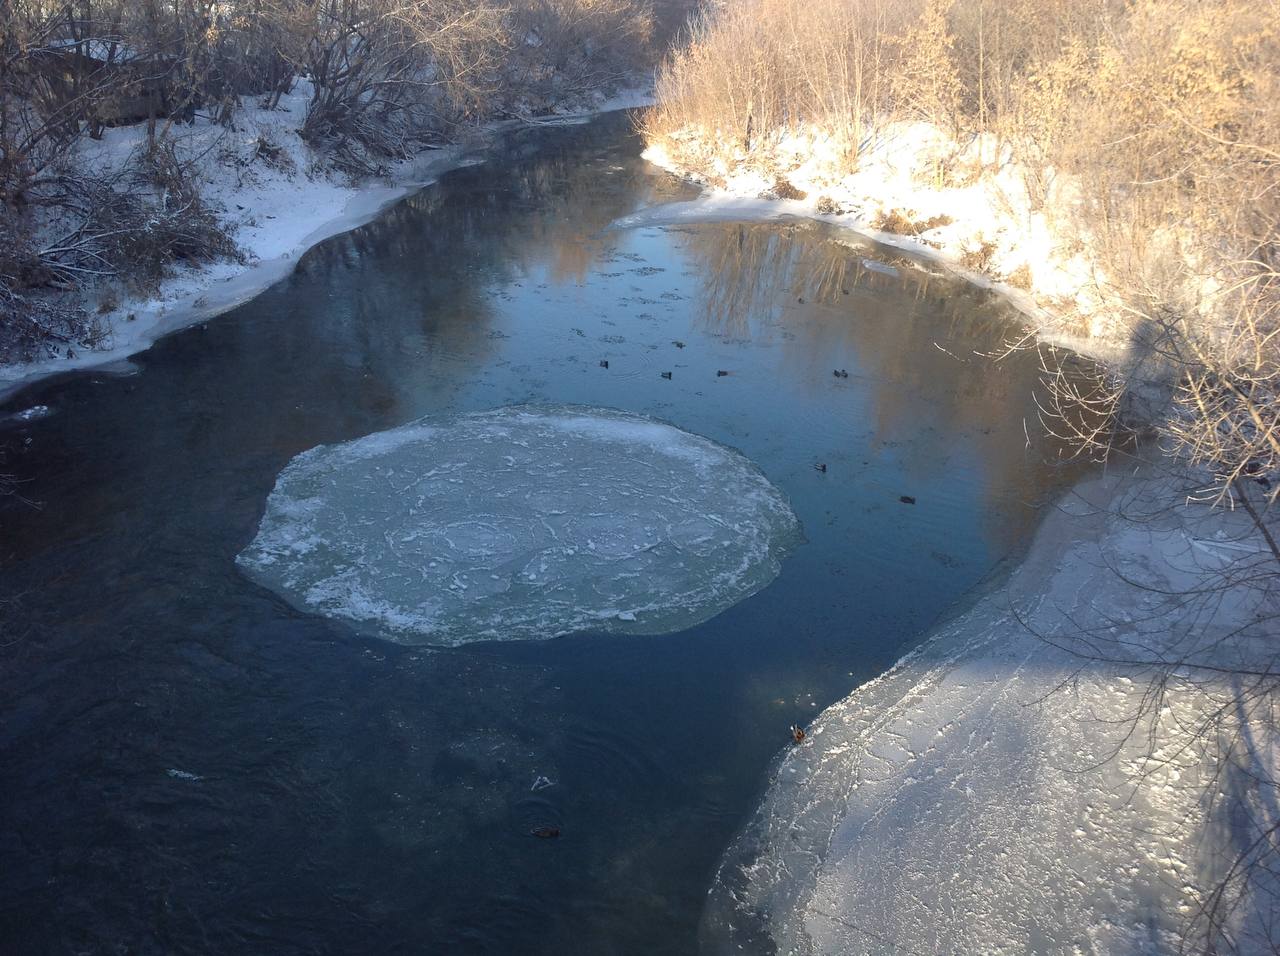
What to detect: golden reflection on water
<box><xmin>679</xmin><ymin>219</ymin><xmax>1100</xmax><ymax>552</ymax></box>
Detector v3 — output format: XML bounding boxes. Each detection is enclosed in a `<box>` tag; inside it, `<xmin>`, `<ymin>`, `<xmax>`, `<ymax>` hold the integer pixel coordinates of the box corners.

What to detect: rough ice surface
<box><xmin>702</xmin><ymin>473</ymin><xmax>1280</xmax><ymax>955</ymax></box>
<box><xmin>238</xmin><ymin>405</ymin><xmax>801</xmax><ymax>645</ymax></box>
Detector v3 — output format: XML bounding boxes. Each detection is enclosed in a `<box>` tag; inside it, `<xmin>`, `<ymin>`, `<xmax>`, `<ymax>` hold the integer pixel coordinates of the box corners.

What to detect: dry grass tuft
<box><xmin>773</xmin><ymin>178</ymin><xmax>807</xmax><ymax>200</ymax></box>
<box><xmin>870</xmin><ymin>208</ymin><xmax>953</xmax><ymax>235</ymax></box>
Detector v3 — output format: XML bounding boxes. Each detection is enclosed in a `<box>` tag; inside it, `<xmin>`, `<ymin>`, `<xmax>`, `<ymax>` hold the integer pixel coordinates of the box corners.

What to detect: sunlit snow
<box><xmin>238</xmin><ymin>406</ymin><xmax>801</xmax><ymax>645</ymax></box>
<box><xmin>701</xmin><ymin>474</ymin><xmax>1279</xmax><ymax>954</ymax></box>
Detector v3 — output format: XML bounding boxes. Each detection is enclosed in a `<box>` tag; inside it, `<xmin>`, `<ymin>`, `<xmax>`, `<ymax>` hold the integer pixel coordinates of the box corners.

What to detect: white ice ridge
<box><xmin>238</xmin><ymin>405</ymin><xmax>801</xmax><ymax>645</ymax></box>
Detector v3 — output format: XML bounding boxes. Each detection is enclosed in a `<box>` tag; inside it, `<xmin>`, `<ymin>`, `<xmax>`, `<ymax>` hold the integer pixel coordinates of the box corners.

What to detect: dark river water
<box><xmin>0</xmin><ymin>112</ymin><xmax>1091</xmax><ymax>954</ymax></box>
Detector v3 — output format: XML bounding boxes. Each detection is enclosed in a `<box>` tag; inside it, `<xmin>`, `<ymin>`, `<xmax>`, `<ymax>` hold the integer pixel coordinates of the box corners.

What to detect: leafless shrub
<box><xmin>956</xmin><ymin>237</ymin><xmax>995</xmax><ymax>272</ymax></box>
<box><xmin>772</xmin><ymin>177</ymin><xmax>806</xmax><ymax>200</ymax></box>
<box><xmin>869</xmin><ymin>208</ymin><xmax>951</xmax><ymax>235</ymax></box>
<box><xmin>887</xmin><ymin>0</ymin><xmax>961</xmax><ymax>131</ymax></box>
<box><xmin>1004</xmin><ymin>263</ymin><xmax>1031</xmax><ymax>291</ymax></box>
<box><xmin>1017</xmin><ymin>0</ymin><xmax>1280</xmax><ymax>511</ymax></box>
<box><xmin>815</xmin><ymin>195</ymin><xmax>844</xmax><ymax>215</ymax></box>
<box><xmin>641</xmin><ymin>0</ymin><xmax>913</xmax><ymax>173</ymax></box>
<box><xmin>0</xmin><ymin>276</ymin><xmax>97</xmax><ymax>359</ymax></box>
<box><xmin>297</xmin><ymin>0</ymin><xmax>509</xmax><ymax>164</ymax></box>
<box><xmin>509</xmin><ymin>0</ymin><xmax>653</xmax><ymax>104</ymax></box>
<box><xmin>126</xmin><ymin>141</ymin><xmax>241</xmax><ymax>283</ymax></box>
<box><xmin>0</xmin><ymin>138</ymin><xmax>238</xmax><ymax>359</ymax></box>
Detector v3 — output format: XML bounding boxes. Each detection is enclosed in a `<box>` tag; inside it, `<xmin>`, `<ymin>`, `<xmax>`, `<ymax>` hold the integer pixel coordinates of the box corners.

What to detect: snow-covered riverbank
<box><xmin>702</xmin><ymin>465</ymin><xmax>1278</xmax><ymax>953</ymax></box>
<box><xmin>641</xmin><ymin>122</ymin><xmax>1161</xmax><ymax>367</ymax></box>
<box><xmin>0</xmin><ymin>86</ymin><xmax>652</xmax><ymax>403</ymax></box>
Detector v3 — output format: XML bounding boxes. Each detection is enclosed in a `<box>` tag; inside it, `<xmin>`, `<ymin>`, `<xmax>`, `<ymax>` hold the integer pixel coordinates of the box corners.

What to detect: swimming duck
<box><xmin>531</xmin><ymin>825</ymin><xmax>561</xmax><ymax>839</ymax></box>
<box><xmin>661</xmin><ymin>371</ymin><xmax>672</xmax><ymax>380</ymax></box>
<box><xmin>814</xmin><ymin>463</ymin><xmax>827</xmax><ymax>473</ymax></box>
<box><xmin>599</xmin><ymin>359</ymin><xmax>609</xmax><ymax>369</ymax></box>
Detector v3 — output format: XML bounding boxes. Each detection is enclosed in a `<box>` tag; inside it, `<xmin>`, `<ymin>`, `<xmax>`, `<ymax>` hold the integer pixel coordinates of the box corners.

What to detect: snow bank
<box><xmin>702</xmin><ymin>470</ymin><xmax>1279</xmax><ymax>954</ymax></box>
<box><xmin>0</xmin><ymin>84</ymin><xmax>653</xmax><ymax>402</ymax></box>
<box><xmin>641</xmin><ymin>122</ymin><xmax>1139</xmax><ymax>364</ymax></box>
<box><xmin>238</xmin><ymin>405</ymin><xmax>801</xmax><ymax>645</ymax></box>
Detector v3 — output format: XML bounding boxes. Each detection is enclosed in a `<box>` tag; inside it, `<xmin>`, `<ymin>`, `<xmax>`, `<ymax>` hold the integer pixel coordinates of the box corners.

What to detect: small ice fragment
<box><xmin>531</xmin><ymin>775</ymin><xmax>554</xmax><ymax>792</ymax></box>
<box><xmin>13</xmin><ymin>405</ymin><xmax>50</xmax><ymax>422</ymax></box>
<box><xmin>861</xmin><ymin>258</ymin><xmax>900</xmax><ymax>277</ymax></box>
<box><xmin>167</xmin><ymin>769</ymin><xmax>201</xmax><ymax>781</ymax></box>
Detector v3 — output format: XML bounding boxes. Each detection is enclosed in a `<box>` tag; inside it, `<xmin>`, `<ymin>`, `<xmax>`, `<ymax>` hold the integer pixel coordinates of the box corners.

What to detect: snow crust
<box><xmin>238</xmin><ymin>405</ymin><xmax>801</xmax><ymax>645</ymax></box>
<box><xmin>702</xmin><ymin>472</ymin><xmax>1279</xmax><ymax>954</ymax></box>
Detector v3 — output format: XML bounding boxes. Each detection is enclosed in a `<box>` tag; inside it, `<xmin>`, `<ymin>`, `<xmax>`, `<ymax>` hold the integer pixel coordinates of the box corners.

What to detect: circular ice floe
<box><xmin>238</xmin><ymin>405</ymin><xmax>801</xmax><ymax>645</ymax></box>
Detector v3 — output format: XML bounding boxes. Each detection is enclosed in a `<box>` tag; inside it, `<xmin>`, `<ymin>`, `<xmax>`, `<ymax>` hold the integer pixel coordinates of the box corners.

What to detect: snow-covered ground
<box><xmin>702</xmin><ymin>467</ymin><xmax>1279</xmax><ymax>954</ymax></box>
<box><xmin>0</xmin><ymin>84</ymin><xmax>653</xmax><ymax>402</ymax></box>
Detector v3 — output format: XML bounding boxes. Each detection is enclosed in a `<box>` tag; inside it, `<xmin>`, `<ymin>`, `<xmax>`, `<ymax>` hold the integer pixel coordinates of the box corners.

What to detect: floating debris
<box><xmin>12</xmin><ymin>405</ymin><xmax>51</xmax><ymax>423</ymax></box>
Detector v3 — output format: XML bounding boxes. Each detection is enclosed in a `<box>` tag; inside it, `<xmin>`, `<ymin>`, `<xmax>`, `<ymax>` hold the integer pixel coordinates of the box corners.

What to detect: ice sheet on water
<box><xmin>700</xmin><ymin>475</ymin><xmax>1280</xmax><ymax>955</ymax></box>
<box><xmin>238</xmin><ymin>405</ymin><xmax>801</xmax><ymax>645</ymax></box>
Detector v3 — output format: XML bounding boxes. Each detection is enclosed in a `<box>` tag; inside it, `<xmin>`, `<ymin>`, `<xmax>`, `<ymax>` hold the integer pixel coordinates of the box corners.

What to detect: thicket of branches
<box><xmin>0</xmin><ymin>0</ymin><xmax>666</xmax><ymax>359</ymax></box>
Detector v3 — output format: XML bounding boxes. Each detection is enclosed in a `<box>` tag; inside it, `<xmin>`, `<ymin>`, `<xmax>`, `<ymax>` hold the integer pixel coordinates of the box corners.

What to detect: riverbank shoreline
<box><xmin>639</xmin><ymin>125</ymin><xmax>1142</xmax><ymax>370</ymax></box>
<box><xmin>0</xmin><ymin>88</ymin><xmax>653</xmax><ymax>405</ymax></box>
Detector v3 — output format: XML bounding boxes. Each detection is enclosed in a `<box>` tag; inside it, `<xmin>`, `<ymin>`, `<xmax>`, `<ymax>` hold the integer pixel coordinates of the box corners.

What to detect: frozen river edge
<box><xmin>0</xmin><ymin>90</ymin><xmax>653</xmax><ymax>404</ymax></box>
<box><xmin>701</xmin><ymin>467</ymin><xmax>1278</xmax><ymax>954</ymax></box>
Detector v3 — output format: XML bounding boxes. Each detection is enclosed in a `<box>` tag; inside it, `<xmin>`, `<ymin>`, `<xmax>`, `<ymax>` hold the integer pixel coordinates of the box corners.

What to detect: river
<box><xmin>0</xmin><ymin>111</ymin><xmax>1092</xmax><ymax>954</ymax></box>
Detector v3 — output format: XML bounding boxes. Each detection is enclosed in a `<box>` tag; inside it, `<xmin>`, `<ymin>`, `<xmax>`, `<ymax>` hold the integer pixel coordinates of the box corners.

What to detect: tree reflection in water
<box><xmin>681</xmin><ymin>218</ymin><xmax>1109</xmax><ymax>551</ymax></box>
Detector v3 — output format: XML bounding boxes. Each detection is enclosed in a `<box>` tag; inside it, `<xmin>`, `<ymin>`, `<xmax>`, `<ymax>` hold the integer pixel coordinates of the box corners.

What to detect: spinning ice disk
<box><xmin>238</xmin><ymin>406</ymin><xmax>801</xmax><ymax>645</ymax></box>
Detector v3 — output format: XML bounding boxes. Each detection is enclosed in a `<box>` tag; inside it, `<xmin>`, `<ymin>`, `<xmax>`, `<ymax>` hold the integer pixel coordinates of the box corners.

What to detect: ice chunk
<box><xmin>238</xmin><ymin>405</ymin><xmax>801</xmax><ymax>645</ymax></box>
<box><xmin>2</xmin><ymin>404</ymin><xmax>51</xmax><ymax>424</ymax></box>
